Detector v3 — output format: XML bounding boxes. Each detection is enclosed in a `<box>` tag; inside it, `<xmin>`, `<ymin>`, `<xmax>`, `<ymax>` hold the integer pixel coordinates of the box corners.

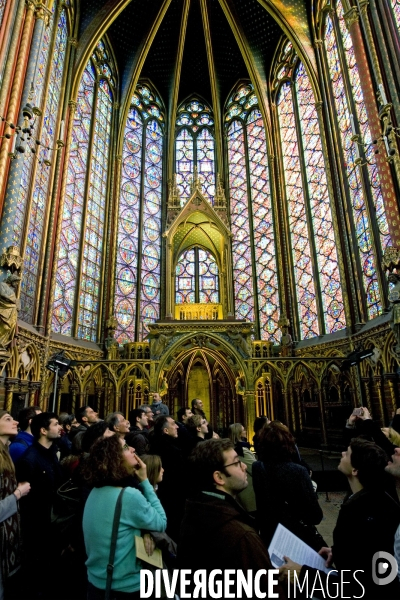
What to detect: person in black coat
<box><xmin>253</xmin><ymin>421</ymin><xmax>323</xmax><ymax>550</ymax></box>
<box><xmin>280</xmin><ymin>438</ymin><xmax>400</xmax><ymax>600</ymax></box>
<box><xmin>15</xmin><ymin>412</ymin><xmax>64</xmax><ymax>598</ymax></box>
<box><xmin>149</xmin><ymin>415</ymin><xmax>187</xmax><ymax>541</ymax></box>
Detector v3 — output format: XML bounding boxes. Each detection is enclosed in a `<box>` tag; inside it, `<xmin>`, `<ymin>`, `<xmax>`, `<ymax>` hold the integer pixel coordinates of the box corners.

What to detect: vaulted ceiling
<box><xmin>76</xmin><ymin>0</ymin><xmax>314</xmax><ymax>117</ymax></box>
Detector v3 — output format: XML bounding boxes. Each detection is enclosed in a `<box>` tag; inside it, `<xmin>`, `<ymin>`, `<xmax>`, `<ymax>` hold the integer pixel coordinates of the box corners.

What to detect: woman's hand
<box><xmin>143</xmin><ymin>533</ymin><xmax>156</xmax><ymax>556</ymax></box>
<box><xmin>278</xmin><ymin>556</ymin><xmax>302</xmax><ymax>583</ymax></box>
<box><xmin>133</xmin><ymin>454</ymin><xmax>148</xmax><ymax>482</ymax></box>
<box><xmin>318</xmin><ymin>546</ymin><xmax>333</xmax><ymax>567</ymax></box>
<box><xmin>14</xmin><ymin>482</ymin><xmax>30</xmax><ymax>500</ymax></box>
<box><xmin>382</xmin><ymin>427</ymin><xmax>390</xmax><ymax>438</ymax></box>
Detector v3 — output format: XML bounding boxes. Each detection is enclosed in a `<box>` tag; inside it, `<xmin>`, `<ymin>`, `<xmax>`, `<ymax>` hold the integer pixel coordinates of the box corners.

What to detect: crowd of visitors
<box><xmin>0</xmin><ymin>400</ymin><xmax>399</xmax><ymax>599</ymax></box>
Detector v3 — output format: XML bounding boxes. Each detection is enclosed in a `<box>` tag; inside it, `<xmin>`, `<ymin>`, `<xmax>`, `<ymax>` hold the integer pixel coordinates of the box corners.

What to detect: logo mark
<box><xmin>372</xmin><ymin>551</ymin><xmax>398</xmax><ymax>586</ymax></box>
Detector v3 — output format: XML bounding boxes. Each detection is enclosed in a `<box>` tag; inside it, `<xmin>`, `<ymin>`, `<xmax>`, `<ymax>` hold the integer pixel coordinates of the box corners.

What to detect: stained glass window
<box><xmin>12</xmin><ymin>7</ymin><xmax>55</xmax><ymax>248</ymax></box>
<box><xmin>115</xmin><ymin>108</ymin><xmax>142</xmax><ymax>344</ymax></box>
<box><xmin>228</xmin><ymin>120</ymin><xmax>255</xmax><ymax>323</ymax></box>
<box><xmin>390</xmin><ymin>0</ymin><xmax>400</xmax><ymax>32</ymax></box>
<box><xmin>175</xmin><ymin>247</ymin><xmax>219</xmax><ymax>304</ymax></box>
<box><xmin>295</xmin><ymin>63</ymin><xmax>345</xmax><ymax>333</ymax></box>
<box><xmin>175</xmin><ymin>99</ymin><xmax>215</xmax><ymax>203</ymax></box>
<box><xmin>52</xmin><ymin>41</ymin><xmax>115</xmax><ymax>341</ymax></box>
<box><xmin>115</xmin><ymin>84</ymin><xmax>164</xmax><ymax>344</ymax></box>
<box><xmin>198</xmin><ymin>249</ymin><xmax>219</xmax><ymax>303</ymax></box>
<box><xmin>274</xmin><ymin>42</ymin><xmax>345</xmax><ymax>339</ymax></box>
<box><xmin>0</xmin><ymin>1</ymin><xmax>7</xmax><ymax>29</ymax></box>
<box><xmin>226</xmin><ymin>84</ymin><xmax>280</xmax><ymax>340</ymax></box>
<box><xmin>247</xmin><ymin>109</ymin><xmax>280</xmax><ymax>340</ymax></box>
<box><xmin>176</xmin><ymin>249</ymin><xmax>196</xmax><ymax>304</ymax></box>
<box><xmin>20</xmin><ymin>9</ymin><xmax>68</xmax><ymax>323</ymax></box>
<box><xmin>324</xmin><ymin>2</ymin><xmax>390</xmax><ymax>318</ymax></box>
<box><xmin>140</xmin><ymin>120</ymin><xmax>162</xmax><ymax>337</ymax></box>
<box><xmin>277</xmin><ymin>82</ymin><xmax>319</xmax><ymax>339</ymax></box>
<box><xmin>176</xmin><ymin>129</ymin><xmax>193</xmax><ymax>200</ymax></box>
<box><xmin>77</xmin><ymin>79</ymin><xmax>113</xmax><ymax>341</ymax></box>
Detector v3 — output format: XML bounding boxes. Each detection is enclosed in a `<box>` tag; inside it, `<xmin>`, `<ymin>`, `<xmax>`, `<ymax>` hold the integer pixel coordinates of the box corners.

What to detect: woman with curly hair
<box><xmin>0</xmin><ymin>411</ymin><xmax>30</xmax><ymax>600</ymax></box>
<box><xmin>82</xmin><ymin>435</ymin><xmax>166</xmax><ymax>600</ymax></box>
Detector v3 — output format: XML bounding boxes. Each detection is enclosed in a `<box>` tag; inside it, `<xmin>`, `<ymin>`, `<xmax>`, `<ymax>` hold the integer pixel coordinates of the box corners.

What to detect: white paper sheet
<box><xmin>268</xmin><ymin>524</ymin><xmax>331</xmax><ymax>574</ymax></box>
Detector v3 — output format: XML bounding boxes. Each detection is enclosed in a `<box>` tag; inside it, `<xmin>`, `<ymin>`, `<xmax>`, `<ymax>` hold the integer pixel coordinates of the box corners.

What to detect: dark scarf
<box><xmin>0</xmin><ymin>471</ymin><xmax>20</xmax><ymax>579</ymax></box>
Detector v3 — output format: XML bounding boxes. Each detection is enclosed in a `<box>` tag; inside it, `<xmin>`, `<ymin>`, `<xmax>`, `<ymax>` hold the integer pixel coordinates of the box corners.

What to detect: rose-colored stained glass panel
<box><xmin>247</xmin><ymin>109</ymin><xmax>280</xmax><ymax>341</ymax></box>
<box><xmin>228</xmin><ymin>120</ymin><xmax>255</xmax><ymax>322</ymax></box>
<box><xmin>52</xmin><ymin>62</ymin><xmax>95</xmax><ymax>336</ymax></box>
<box><xmin>325</xmin><ymin>11</ymin><xmax>381</xmax><ymax>318</ymax></box>
<box><xmin>115</xmin><ymin>108</ymin><xmax>142</xmax><ymax>344</ymax></box>
<box><xmin>21</xmin><ymin>10</ymin><xmax>67</xmax><ymax>323</ymax></box>
<box><xmin>277</xmin><ymin>82</ymin><xmax>319</xmax><ymax>339</ymax></box>
<box><xmin>295</xmin><ymin>62</ymin><xmax>345</xmax><ymax>333</ymax></box>
<box><xmin>77</xmin><ymin>79</ymin><xmax>112</xmax><ymax>341</ymax></box>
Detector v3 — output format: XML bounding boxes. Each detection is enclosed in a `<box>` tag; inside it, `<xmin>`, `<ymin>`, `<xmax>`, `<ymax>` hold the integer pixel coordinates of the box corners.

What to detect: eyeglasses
<box><xmin>122</xmin><ymin>443</ymin><xmax>130</xmax><ymax>451</ymax></box>
<box><xmin>223</xmin><ymin>459</ymin><xmax>242</xmax><ymax>469</ymax></box>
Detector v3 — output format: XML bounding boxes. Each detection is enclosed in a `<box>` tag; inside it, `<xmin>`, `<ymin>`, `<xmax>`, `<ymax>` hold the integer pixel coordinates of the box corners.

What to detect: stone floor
<box><xmin>315</xmin><ymin>490</ymin><xmax>346</xmax><ymax>547</ymax></box>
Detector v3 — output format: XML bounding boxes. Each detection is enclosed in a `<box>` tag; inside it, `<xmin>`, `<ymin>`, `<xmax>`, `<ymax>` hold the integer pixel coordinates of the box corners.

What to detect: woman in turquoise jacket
<box><xmin>82</xmin><ymin>435</ymin><xmax>167</xmax><ymax>599</ymax></box>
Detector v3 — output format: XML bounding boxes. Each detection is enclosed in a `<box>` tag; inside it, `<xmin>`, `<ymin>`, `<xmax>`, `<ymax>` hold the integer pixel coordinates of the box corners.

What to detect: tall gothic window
<box><xmin>20</xmin><ymin>7</ymin><xmax>68</xmax><ymax>323</ymax></box>
<box><xmin>176</xmin><ymin>99</ymin><xmax>215</xmax><ymax>203</ymax></box>
<box><xmin>390</xmin><ymin>0</ymin><xmax>400</xmax><ymax>30</ymax></box>
<box><xmin>226</xmin><ymin>84</ymin><xmax>280</xmax><ymax>342</ymax></box>
<box><xmin>323</xmin><ymin>0</ymin><xmax>390</xmax><ymax>318</ymax></box>
<box><xmin>175</xmin><ymin>247</ymin><xmax>219</xmax><ymax>304</ymax></box>
<box><xmin>13</xmin><ymin>6</ymin><xmax>55</xmax><ymax>249</ymax></box>
<box><xmin>115</xmin><ymin>83</ymin><xmax>164</xmax><ymax>344</ymax></box>
<box><xmin>52</xmin><ymin>40</ymin><xmax>115</xmax><ymax>342</ymax></box>
<box><xmin>273</xmin><ymin>44</ymin><xmax>345</xmax><ymax>340</ymax></box>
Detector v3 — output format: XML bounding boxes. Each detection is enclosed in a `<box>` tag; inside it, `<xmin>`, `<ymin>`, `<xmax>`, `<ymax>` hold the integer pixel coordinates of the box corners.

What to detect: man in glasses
<box><xmin>178</xmin><ymin>439</ymin><xmax>284</xmax><ymax>598</ymax></box>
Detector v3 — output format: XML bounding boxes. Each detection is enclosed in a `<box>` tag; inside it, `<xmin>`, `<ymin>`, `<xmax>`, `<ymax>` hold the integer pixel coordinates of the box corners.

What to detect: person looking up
<box><xmin>9</xmin><ymin>406</ymin><xmax>41</xmax><ymax>464</ymax></box>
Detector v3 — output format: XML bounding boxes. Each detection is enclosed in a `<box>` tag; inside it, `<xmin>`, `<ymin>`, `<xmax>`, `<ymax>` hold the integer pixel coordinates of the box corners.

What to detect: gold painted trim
<box><xmin>167</xmin><ymin>0</ymin><xmax>190</xmax><ymax>180</ymax></box>
<box><xmin>200</xmin><ymin>0</ymin><xmax>223</xmax><ymax>175</ymax></box>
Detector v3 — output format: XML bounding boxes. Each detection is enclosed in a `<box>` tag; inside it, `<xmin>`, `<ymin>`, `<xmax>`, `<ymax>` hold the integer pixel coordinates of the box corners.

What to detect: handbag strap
<box><xmin>105</xmin><ymin>488</ymin><xmax>126</xmax><ymax>600</ymax></box>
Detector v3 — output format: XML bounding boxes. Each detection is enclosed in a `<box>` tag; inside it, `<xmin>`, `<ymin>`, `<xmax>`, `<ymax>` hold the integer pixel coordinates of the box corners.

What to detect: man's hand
<box><xmin>318</xmin><ymin>546</ymin><xmax>333</xmax><ymax>567</ymax></box>
<box><xmin>278</xmin><ymin>556</ymin><xmax>302</xmax><ymax>583</ymax></box>
<box><xmin>143</xmin><ymin>533</ymin><xmax>156</xmax><ymax>556</ymax></box>
<box><xmin>347</xmin><ymin>413</ymin><xmax>358</xmax><ymax>425</ymax></box>
<box><xmin>359</xmin><ymin>407</ymin><xmax>371</xmax><ymax>420</ymax></box>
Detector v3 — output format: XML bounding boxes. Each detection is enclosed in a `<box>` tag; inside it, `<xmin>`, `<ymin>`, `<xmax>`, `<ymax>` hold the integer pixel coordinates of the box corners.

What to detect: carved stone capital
<box><xmin>68</xmin><ymin>99</ymin><xmax>77</xmax><ymax>112</ymax></box>
<box><xmin>34</xmin><ymin>3</ymin><xmax>52</xmax><ymax>24</ymax></box>
<box><xmin>67</xmin><ymin>37</ymin><xmax>78</xmax><ymax>47</ymax></box>
<box><xmin>343</xmin><ymin>7</ymin><xmax>359</xmax><ymax>29</ymax></box>
<box><xmin>0</xmin><ymin>246</ymin><xmax>23</xmax><ymax>272</ymax></box>
<box><xmin>382</xmin><ymin>246</ymin><xmax>400</xmax><ymax>272</ymax></box>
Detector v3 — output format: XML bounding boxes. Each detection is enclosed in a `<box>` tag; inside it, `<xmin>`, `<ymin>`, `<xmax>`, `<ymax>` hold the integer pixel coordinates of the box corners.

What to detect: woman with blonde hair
<box><xmin>0</xmin><ymin>410</ymin><xmax>30</xmax><ymax>599</ymax></box>
<box><xmin>141</xmin><ymin>454</ymin><xmax>164</xmax><ymax>490</ymax></box>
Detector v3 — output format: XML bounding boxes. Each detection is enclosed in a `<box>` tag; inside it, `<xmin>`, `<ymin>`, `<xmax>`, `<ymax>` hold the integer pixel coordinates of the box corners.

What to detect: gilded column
<box><xmin>0</xmin><ymin>0</ymin><xmax>35</xmax><ymax>207</ymax></box>
<box><xmin>28</xmin><ymin>381</ymin><xmax>41</xmax><ymax>406</ymax></box>
<box><xmin>0</xmin><ymin>2</ymin><xmax>51</xmax><ymax>260</ymax></box>
<box><xmin>244</xmin><ymin>391</ymin><xmax>256</xmax><ymax>443</ymax></box>
<box><xmin>343</xmin><ymin>5</ymin><xmax>400</xmax><ymax>246</ymax></box>
<box><xmin>70</xmin><ymin>383</ymin><xmax>78</xmax><ymax>414</ymax></box>
<box><xmin>373</xmin><ymin>375</ymin><xmax>385</xmax><ymax>424</ymax></box>
<box><xmin>4</xmin><ymin>378</ymin><xmax>18</xmax><ymax>412</ymax></box>
<box><xmin>317</xmin><ymin>386</ymin><xmax>328</xmax><ymax>447</ymax></box>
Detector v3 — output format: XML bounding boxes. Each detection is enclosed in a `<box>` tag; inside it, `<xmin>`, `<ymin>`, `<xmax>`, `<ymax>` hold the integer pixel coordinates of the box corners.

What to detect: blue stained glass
<box><xmin>52</xmin><ymin>61</ymin><xmax>95</xmax><ymax>336</ymax></box>
<box><xmin>20</xmin><ymin>9</ymin><xmax>68</xmax><ymax>323</ymax></box>
<box><xmin>115</xmin><ymin>84</ymin><xmax>164</xmax><ymax>343</ymax></box>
